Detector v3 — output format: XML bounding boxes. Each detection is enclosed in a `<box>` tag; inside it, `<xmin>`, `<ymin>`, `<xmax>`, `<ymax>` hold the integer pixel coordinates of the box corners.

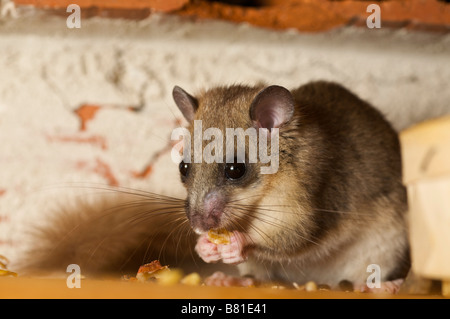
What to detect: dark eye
<box><xmin>179</xmin><ymin>160</ymin><xmax>190</xmax><ymax>177</ymax></box>
<box><xmin>225</xmin><ymin>160</ymin><xmax>246</xmax><ymax>180</ymax></box>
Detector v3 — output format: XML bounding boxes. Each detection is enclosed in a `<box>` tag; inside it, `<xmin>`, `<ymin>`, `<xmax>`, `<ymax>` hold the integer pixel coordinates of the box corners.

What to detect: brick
<box><xmin>177</xmin><ymin>0</ymin><xmax>450</xmax><ymax>32</ymax></box>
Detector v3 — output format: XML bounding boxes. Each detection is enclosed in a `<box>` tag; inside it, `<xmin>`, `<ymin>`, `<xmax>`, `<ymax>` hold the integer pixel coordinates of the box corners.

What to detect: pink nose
<box><xmin>203</xmin><ymin>191</ymin><xmax>225</xmax><ymax>222</ymax></box>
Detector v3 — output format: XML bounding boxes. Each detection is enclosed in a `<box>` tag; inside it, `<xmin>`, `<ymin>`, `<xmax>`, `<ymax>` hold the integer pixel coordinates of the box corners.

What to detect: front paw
<box><xmin>195</xmin><ymin>233</ymin><xmax>222</xmax><ymax>263</ymax></box>
<box><xmin>195</xmin><ymin>231</ymin><xmax>248</xmax><ymax>265</ymax></box>
<box><xmin>217</xmin><ymin>231</ymin><xmax>248</xmax><ymax>264</ymax></box>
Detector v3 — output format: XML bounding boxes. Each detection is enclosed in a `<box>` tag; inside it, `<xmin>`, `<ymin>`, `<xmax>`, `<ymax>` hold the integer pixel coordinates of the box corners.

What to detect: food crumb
<box><xmin>293</xmin><ymin>281</ymin><xmax>319</xmax><ymax>291</ymax></box>
<box><xmin>0</xmin><ymin>269</ymin><xmax>17</xmax><ymax>277</ymax></box>
<box><xmin>181</xmin><ymin>272</ymin><xmax>202</xmax><ymax>286</ymax></box>
<box><xmin>132</xmin><ymin>261</ymin><xmax>203</xmax><ymax>286</ymax></box>
<box><xmin>207</xmin><ymin>228</ymin><xmax>231</xmax><ymax>245</ymax></box>
<box><xmin>157</xmin><ymin>268</ymin><xmax>183</xmax><ymax>286</ymax></box>
<box><xmin>305</xmin><ymin>281</ymin><xmax>318</xmax><ymax>292</ymax></box>
<box><xmin>136</xmin><ymin>260</ymin><xmax>170</xmax><ymax>282</ymax></box>
<box><xmin>0</xmin><ymin>255</ymin><xmax>17</xmax><ymax>277</ymax></box>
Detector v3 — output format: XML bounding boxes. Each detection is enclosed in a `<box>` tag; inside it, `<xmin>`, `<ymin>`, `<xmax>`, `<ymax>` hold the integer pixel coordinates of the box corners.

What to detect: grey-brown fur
<box><xmin>175</xmin><ymin>81</ymin><xmax>410</xmax><ymax>286</ymax></box>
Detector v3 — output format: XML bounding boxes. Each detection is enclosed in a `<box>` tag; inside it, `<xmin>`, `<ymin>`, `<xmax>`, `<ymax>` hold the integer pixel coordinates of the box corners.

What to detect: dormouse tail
<box><xmin>17</xmin><ymin>190</ymin><xmax>199</xmax><ymax>278</ymax></box>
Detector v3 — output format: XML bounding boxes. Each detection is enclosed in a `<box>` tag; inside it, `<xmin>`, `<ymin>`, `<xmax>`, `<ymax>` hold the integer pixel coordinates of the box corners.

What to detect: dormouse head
<box><xmin>172</xmin><ymin>84</ymin><xmax>294</xmax><ymax>234</ymax></box>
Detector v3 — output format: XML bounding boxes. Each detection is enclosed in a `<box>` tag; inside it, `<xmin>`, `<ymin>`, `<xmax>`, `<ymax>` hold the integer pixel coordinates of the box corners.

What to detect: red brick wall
<box><xmin>14</xmin><ymin>0</ymin><xmax>450</xmax><ymax>32</ymax></box>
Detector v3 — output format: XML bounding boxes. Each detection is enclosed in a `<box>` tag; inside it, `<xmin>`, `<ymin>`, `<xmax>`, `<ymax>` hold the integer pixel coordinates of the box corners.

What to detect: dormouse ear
<box><xmin>250</xmin><ymin>85</ymin><xmax>295</xmax><ymax>130</ymax></box>
<box><xmin>172</xmin><ymin>86</ymin><xmax>199</xmax><ymax>122</ymax></box>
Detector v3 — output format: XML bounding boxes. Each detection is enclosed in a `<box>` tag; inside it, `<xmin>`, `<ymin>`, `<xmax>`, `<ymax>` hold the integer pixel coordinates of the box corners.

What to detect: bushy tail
<box><xmin>17</xmin><ymin>188</ymin><xmax>202</xmax><ymax>278</ymax></box>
